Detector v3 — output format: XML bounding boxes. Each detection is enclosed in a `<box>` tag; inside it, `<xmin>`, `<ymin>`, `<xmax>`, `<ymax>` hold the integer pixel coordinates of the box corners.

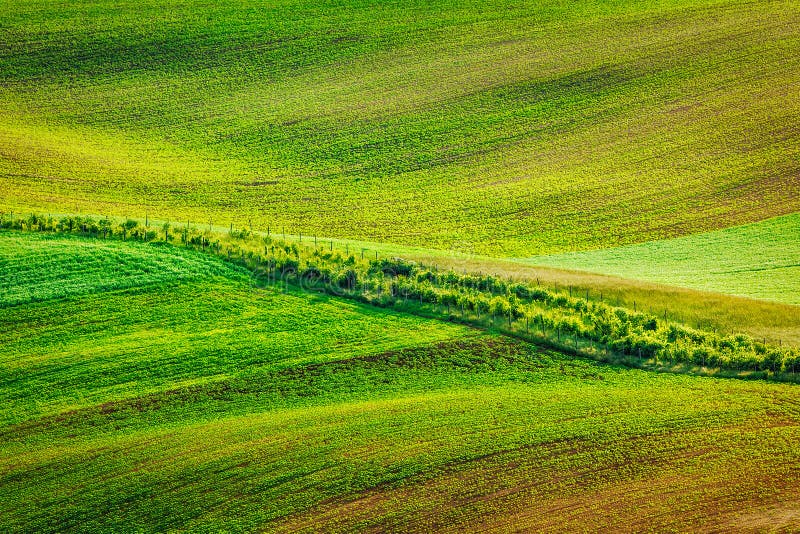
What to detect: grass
<box><xmin>3</xmin><ymin>0</ymin><xmax>800</xmax><ymax>529</ymax></box>
<box><xmin>527</xmin><ymin>212</ymin><xmax>800</xmax><ymax>305</ymax></box>
<box><xmin>0</xmin><ymin>232</ymin><xmax>470</xmax><ymax>426</ymax></box>
<box><xmin>0</xmin><ymin>232</ymin><xmax>234</xmax><ymax>307</ymax></box>
<box><xmin>383</xmin><ymin>239</ymin><xmax>800</xmax><ymax>347</ymax></box>
<box><xmin>410</xmin><ymin>256</ymin><xmax>800</xmax><ymax>347</ymax></box>
<box><xmin>1</xmin><ymin>233</ymin><xmax>799</xmax><ymax>531</ymax></box>
<box><xmin>2</xmin><ymin>0</ymin><xmax>799</xmax><ymax>255</ymax></box>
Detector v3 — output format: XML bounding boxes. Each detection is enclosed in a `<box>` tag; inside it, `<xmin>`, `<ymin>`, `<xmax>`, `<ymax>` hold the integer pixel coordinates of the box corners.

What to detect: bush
<box><xmin>368</xmin><ymin>258</ymin><xmax>417</xmax><ymax>277</ymax></box>
<box><xmin>278</xmin><ymin>258</ymin><xmax>300</xmax><ymax>275</ymax></box>
<box><xmin>336</xmin><ymin>268</ymin><xmax>358</xmax><ymax>290</ymax></box>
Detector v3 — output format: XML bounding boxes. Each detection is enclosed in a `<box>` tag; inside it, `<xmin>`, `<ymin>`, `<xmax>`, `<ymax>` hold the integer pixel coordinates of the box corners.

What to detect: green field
<box><xmin>0</xmin><ymin>232</ymin><xmax>470</xmax><ymax>425</ymax></box>
<box><xmin>527</xmin><ymin>212</ymin><xmax>800</xmax><ymax>305</ymax></box>
<box><xmin>3</xmin><ymin>0</ymin><xmax>800</xmax><ymax>530</ymax></box>
<box><xmin>2</xmin><ymin>232</ymin><xmax>799</xmax><ymax>531</ymax></box>
<box><xmin>2</xmin><ymin>0</ymin><xmax>799</xmax><ymax>255</ymax></box>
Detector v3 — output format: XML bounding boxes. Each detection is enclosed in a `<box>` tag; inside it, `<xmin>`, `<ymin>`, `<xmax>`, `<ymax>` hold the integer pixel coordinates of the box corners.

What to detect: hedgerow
<box><xmin>4</xmin><ymin>214</ymin><xmax>798</xmax><ymax>380</ymax></box>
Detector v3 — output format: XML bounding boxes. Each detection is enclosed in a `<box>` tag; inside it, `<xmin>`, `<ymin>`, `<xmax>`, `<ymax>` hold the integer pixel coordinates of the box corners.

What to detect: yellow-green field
<box><xmin>2</xmin><ymin>0</ymin><xmax>799</xmax><ymax>255</ymax></box>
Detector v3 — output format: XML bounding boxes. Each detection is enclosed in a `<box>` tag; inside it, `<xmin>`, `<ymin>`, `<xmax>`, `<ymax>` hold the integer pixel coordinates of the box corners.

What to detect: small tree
<box><xmin>121</xmin><ymin>219</ymin><xmax>138</xmax><ymax>240</ymax></box>
<box><xmin>98</xmin><ymin>218</ymin><xmax>112</xmax><ymax>238</ymax></box>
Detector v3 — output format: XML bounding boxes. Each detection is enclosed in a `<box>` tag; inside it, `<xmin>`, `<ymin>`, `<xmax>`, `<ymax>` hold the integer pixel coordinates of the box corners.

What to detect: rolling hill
<box><xmin>2</xmin><ymin>0</ymin><xmax>799</xmax><ymax>255</ymax></box>
<box><xmin>2</xmin><ymin>231</ymin><xmax>799</xmax><ymax>531</ymax></box>
<box><xmin>3</xmin><ymin>0</ymin><xmax>800</xmax><ymax>531</ymax></box>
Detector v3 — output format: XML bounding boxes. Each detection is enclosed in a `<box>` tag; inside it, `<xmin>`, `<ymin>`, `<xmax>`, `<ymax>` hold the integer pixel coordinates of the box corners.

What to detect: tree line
<box><xmin>3</xmin><ymin>211</ymin><xmax>799</xmax><ymax>381</ymax></box>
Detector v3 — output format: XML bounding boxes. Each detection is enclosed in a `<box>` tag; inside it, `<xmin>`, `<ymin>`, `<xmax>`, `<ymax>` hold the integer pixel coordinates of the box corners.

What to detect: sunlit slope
<box><xmin>2</xmin><ymin>0</ymin><xmax>799</xmax><ymax>255</ymax></box>
<box><xmin>0</xmin><ymin>232</ymin><xmax>235</xmax><ymax>307</ymax></box>
<box><xmin>527</xmin><ymin>212</ymin><xmax>800</xmax><ymax>305</ymax></box>
<box><xmin>0</xmin><ymin>232</ymin><xmax>469</xmax><ymax>425</ymax></box>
